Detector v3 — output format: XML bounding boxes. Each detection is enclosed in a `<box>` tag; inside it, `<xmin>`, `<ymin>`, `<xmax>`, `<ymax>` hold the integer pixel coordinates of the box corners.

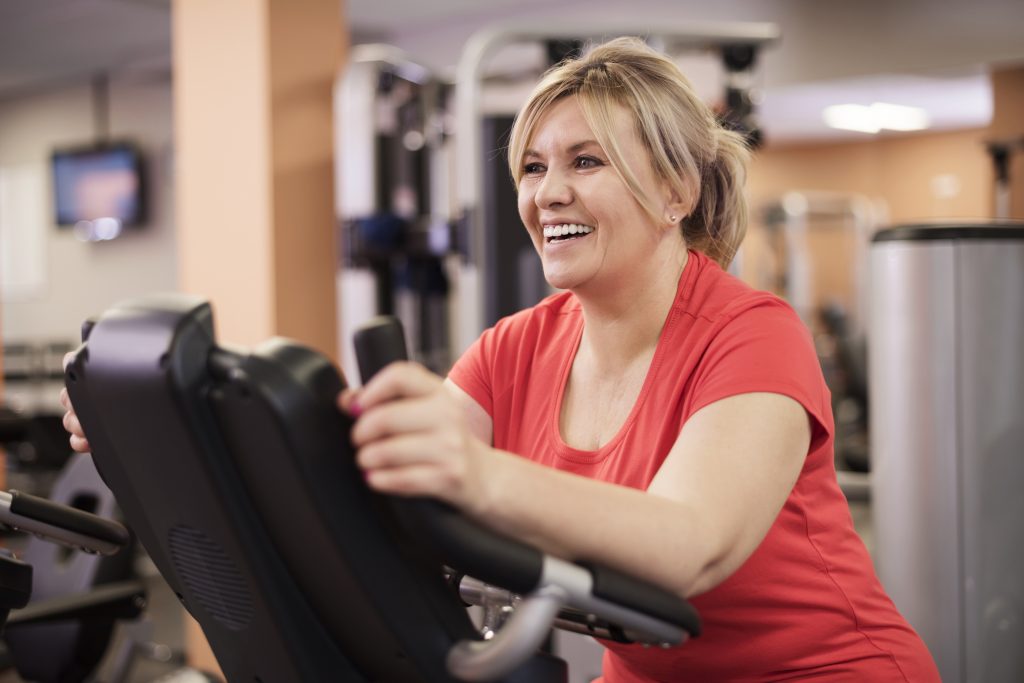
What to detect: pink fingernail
<box><xmin>349</xmin><ymin>401</ymin><xmax>364</xmax><ymax>417</ymax></box>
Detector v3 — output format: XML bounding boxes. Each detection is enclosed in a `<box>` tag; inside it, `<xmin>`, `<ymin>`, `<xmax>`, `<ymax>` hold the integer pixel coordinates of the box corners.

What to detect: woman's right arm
<box><xmin>443</xmin><ymin>379</ymin><xmax>493</xmax><ymax>446</ymax></box>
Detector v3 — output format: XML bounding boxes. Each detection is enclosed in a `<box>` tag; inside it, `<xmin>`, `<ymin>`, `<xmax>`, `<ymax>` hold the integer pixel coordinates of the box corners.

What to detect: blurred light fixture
<box><xmin>73</xmin><ymin>217</ymin><xmax>123</xmax><ymax>242</ymax></box>
<box><xmin>823</xmin><ymin>102</ymin><xmax>931</xmax><ymax>134</ymax></box>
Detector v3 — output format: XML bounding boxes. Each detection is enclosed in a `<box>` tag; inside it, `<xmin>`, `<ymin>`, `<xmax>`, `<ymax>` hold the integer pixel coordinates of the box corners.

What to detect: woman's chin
<box><xmin>541</xmin><ymin>267</ymin><xmax>593</xmax><ymax>293</ymax></box>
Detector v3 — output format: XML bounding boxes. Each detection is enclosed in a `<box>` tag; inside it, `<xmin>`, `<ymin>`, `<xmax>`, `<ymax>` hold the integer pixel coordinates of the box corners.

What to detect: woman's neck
<box><xmin>574</xmin><ymin>244</ymin><xmax>689</xmax><ymax>372</ymax></box>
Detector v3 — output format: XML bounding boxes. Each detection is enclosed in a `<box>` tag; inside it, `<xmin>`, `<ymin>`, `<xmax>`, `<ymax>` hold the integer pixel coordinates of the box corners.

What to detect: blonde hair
<box><xmin>508</xmin><ymin>37</ymin><xmax>750</xmax><ymax>268</ymax></box>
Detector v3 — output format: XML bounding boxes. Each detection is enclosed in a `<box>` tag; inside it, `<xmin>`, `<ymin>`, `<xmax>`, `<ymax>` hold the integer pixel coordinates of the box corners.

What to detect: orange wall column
<box><xmin>989</xmin><ymin>65</ymin><xmax>1024</xmax><ymax>219</ymax></box>
<box><xmin>173</xmin><ymin>0</ymin><xmax>344</xmax><ymax>358</ymax></box>
<box><xmin>172</xmin><ymin>0</ymin><xmax>345</xmax><ymax>670</ymax></box>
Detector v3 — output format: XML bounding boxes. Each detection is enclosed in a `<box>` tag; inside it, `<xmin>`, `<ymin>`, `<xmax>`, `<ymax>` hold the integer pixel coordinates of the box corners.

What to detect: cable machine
<box><xmin>335</xmin><ymin>45</ymin><xmax>455</xmax><ymax>380</ymax></box>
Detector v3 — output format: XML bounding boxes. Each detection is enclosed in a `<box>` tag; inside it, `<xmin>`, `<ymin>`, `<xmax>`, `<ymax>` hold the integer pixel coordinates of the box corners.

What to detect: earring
<box><xmin>669</xmin><ymin>215</ymin><xmax>678</xmax><ymax>222</ymax></box>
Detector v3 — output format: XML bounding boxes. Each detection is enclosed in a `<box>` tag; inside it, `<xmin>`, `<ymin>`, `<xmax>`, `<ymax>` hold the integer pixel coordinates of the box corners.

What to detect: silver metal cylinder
<box><xmin>869</xmin><ymin>223</ymin><xmax>1024</xmax><ymax>683</ymax></box>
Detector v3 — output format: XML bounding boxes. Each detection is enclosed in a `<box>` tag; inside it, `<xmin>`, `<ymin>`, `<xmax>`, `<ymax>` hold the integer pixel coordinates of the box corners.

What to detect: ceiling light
<box><xmin>823</xmin><ymin>104</ymin><xmax>880</xmax><ymax>133</ymax></box>
<box><xmin>823</xmin><ymin>102</ymin><xmax>931</xmax><ymax>134</ymax></box>
<box><xmin>870</xmin><ymin>102</ymin><xmax>930</xmax><ymax>131</ymax></box>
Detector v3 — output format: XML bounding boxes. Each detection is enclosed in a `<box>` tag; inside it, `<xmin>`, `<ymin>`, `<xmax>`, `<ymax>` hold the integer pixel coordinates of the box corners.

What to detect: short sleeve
<box><xmin>686</xmin><ymin>299</ymin><xmax>833</xmax><ymax>448</ymax></box>
<box><xmin>447</xmin><ymin>325</ymin><xmax>498</xmax><ymax>417</ymax></box>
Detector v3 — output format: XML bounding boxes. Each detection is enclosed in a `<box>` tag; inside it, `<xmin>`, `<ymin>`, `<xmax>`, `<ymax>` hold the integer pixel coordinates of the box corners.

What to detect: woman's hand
<box><xmin>60</xmin><ymin>352</ymin><xmax>91</xmax><ymax>453</ymax></box>
<box><xmin>338</xmin><ymin>361</ymin><xmax>496</xmax><ymax>516</ymax></box>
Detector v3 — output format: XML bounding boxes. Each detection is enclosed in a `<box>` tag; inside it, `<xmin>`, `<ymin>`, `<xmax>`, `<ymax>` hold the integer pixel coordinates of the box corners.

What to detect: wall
<box><xmin>173</xmin><ymin>0</ymin><xmax>342</xmax><ymax>360</ymax></box>
<box><xmin>0</xmin><ymin>76</ymin><xmax>177</xmax><ymax>345</ymax></box>
<box><xmin>747</xmin><ymin>127</ymin><xmax>993</xmax><ymax>223</ymax></box>
<box><xmin>739</xmin><ymin>125</ymin><xmax>994</xmax><ymax>325</ymax></box>
<box><xmin>740</xmin><ymin>63</ymin><xmax>1024</xmax><ymax>303</ymax></box>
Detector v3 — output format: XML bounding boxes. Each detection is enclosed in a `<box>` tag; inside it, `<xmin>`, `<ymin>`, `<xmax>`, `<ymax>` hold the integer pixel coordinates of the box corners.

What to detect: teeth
<box><xmin>543</xmin><ymin>224</ymin><xmax>594</xmax><ymax>239</ymax></box>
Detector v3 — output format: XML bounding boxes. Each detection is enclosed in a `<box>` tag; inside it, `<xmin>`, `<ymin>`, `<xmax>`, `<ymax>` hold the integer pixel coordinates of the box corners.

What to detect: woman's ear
<box><xmin>662</xmin><ymin>179</ymin><xmax>695</xmax><ymax>225</ymax></box>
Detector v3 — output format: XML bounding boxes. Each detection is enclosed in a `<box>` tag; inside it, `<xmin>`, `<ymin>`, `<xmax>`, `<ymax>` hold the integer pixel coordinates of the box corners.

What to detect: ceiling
<box><xmin>1</xmin><ymin>0</ymin><xmax>1021</xmax><ymax>144</ymax></box>
<box><xmin>0</xmin><ymin>0</ymin><xmax>171</xmax><ymax>98</ymax></box>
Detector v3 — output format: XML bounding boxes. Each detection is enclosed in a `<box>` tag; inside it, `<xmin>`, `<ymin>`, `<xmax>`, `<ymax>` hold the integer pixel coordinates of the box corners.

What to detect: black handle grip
<box><xmin>9</xmin><ymin>490</ymin><xmax>130</xmax><ymax>549</ymax></box>
<box><xmin>581</xmin><ymin>561</ymin><xmax>702</xmax><ymax>636</ymax></box>
<box><xmin>352</xmin><ymin>316</ymin><xmax>544</xmax><ymax>595</ymax></box>
<box><xmin>353</xmin><ymin>316</ymin><xmax>409</xmax><ymax>384</ymax></box>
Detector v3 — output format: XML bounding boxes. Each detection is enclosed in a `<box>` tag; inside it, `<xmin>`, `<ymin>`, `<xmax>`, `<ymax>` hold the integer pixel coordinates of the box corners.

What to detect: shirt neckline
<box><xmin>547</xmin><ymin>251</ymin><xmax>702</xmax><ymax>464</ymax></box>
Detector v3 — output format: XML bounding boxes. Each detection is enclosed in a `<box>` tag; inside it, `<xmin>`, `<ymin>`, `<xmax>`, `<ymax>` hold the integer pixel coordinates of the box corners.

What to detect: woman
<box><xmin>64</xmin><ymin>37</ymin><xmax>939</xmax><ymax>682</ymax></box>
<box><xmin>341</xmin><ymin>38</ymin><xmax>938</xmax><ymax>681</ymax></box>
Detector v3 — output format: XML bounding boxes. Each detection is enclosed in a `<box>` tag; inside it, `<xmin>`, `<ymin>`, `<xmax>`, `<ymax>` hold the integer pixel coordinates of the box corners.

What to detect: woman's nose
<box><xmin>534</xmin><ymin>169</ymin><xmax>573</xmax><ymax>208</ymax></box>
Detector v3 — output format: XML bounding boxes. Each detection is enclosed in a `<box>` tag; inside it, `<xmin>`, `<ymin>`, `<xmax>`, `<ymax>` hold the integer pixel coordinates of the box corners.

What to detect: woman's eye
<box><xmin>523</xmin><ymin>162</ymin><xmax>545</xmax><ymax>175</ymax></box>
<box><xmin>575</xmin><ymin>155</ymin><xmax>603</xmax><ymax>170</ymax></box>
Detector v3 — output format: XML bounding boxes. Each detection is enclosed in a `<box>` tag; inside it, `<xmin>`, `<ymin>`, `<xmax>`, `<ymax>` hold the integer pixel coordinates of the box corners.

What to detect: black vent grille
<box><xmin>168</xmin><ymin>524</ymin><xmax>254</xmax><ymax>631</ymax></box>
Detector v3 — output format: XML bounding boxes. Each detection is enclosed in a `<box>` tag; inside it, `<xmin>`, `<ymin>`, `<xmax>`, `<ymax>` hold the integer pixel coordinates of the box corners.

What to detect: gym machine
<box><xmin>985</xmin><ymin>136</ymin><xmax>1024</xmax><ymax>219</ymax></box>
<box><xmin>870</xmin><ymin>222</ymin><xmax>1024</xmax><ymax>682</ymax></box>
<box><xmin>335</xmin><ymin>45</ymin><xmax>456</xmax><ymax>381</ymax></box>
<box><xmin>0</xmin><ymin>454</ymin><xmax>141</xmax><ymax>681</ymax></box>
<box><xmin>64</xmin><ymin>294</ymin><xmax>700</xmax><ymax>681</ymax></box>
<box><xmin>759</xmin><ymin>191</ymin><xmax>884</xmax><ymax>497</ymax></box>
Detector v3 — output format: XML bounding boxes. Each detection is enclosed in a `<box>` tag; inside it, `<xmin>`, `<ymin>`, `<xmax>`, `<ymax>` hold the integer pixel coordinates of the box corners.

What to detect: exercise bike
<box><xmin>64</xmin><ymin>294</ymin><xmax>701</xmax><ymax>682</ymax></box>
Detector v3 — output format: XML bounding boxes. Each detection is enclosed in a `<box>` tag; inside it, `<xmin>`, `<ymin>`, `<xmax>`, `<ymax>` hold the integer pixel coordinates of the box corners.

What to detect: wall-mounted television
<box><xmin>52</xmin><ymin>142</ymin><xmax>146</xmax><ymax>233</ymax></box>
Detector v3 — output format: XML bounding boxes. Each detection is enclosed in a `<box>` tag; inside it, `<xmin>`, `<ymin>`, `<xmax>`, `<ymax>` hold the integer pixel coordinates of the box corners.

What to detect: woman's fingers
<box><xmin>356</xmin><ymin>362</ymin><xmax>443</xmax><ymax>410</ymax></box>
<box><xmin>364</xmin><ymin>464</ymin><xmax>459</xmax><ymax>498</ymax></box>
<box><xmin>337</xmin><ymin>387</ymin><xmax>361</xmax><ymax>416</ymax></box>
<box><xmin>350</xmin><ymin>393</ymin><xmax>456</xmax><ymax>446</ymax></box>
<box><xmin>357</xmin><ymin>431</ymin><xmax>464</xmax><ymax>471</ymax></box>
<box><xmin>336</xmin><ymin>362</ymin><xmax>436</xmax><ymax>418</ymax></box>
<box><xmin>62</xmin><ymin>409</ymin><xmax>84</xmax><ymax>438</ymax></box>
<box><xmin>337</xmin><ymin>359</ymin><xmax>483</xmax><ymax>507</ymax></box>
<box><xmin>58</xmin><ymin>381</ymin><xmax>91</xmax><ymax>452</ymax></box>
<box><xmin>69</xmin><ymin>434</ymin><xmax>91</xmax><ymax>453</ymax></box>
<box><xmin>64</xmin><ymin>408</ymin><xmax>91</xmax><ymax>452</ymax></box>
<box><xmin>359</xmin><ymin>432</ymin><xmax>478</xmax><ymax>507</ymax></box>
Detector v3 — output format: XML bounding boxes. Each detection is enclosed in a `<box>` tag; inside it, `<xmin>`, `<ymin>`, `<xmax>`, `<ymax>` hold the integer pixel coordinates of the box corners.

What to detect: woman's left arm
<box><xmin>343</xmin><ymin>362</ymin><xmax>809</xmax><ymax>600</ymax></box>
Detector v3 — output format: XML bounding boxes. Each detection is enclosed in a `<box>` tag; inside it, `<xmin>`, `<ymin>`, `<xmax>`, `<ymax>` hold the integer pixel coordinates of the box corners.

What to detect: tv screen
<box><xmin>52</xmin><ymin>142</ymin><xmax>146</xmax><ymax>229</ymax></box>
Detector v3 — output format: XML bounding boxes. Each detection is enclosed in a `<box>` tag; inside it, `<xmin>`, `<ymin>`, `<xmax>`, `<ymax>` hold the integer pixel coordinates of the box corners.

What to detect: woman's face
<box><xmin>517</xmin><ymin>96</ymin><xmax>674</xmax><ymax>294</ymax></box>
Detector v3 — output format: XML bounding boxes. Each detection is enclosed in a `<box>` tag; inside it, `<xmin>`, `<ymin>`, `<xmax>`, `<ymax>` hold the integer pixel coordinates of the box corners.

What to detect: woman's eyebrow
<box><xmin>567</xmin><ymin>140</ymin><xmax>601</xmax><ymax>153</ymax></box>
<box><xmin>524</xmin><ymin>140</ymin><xmax>601</xmax><ymax>158</ymax></box>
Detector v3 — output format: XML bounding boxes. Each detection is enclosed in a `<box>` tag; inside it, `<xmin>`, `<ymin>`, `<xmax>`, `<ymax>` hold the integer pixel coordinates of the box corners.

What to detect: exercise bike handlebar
<box><xmin>0</xmin><ymin>489</ymin><xmax>130</xmax><ymax>556</ymax></box>
<box><xmin>354</xmin><ymin>318</ymin><xmax>547</xmax><ymax>595</ymax></box>
<box><xmin>353</xmin><ymin>316</ymin><xmax>696</xmax><ymax>681</ymax></box>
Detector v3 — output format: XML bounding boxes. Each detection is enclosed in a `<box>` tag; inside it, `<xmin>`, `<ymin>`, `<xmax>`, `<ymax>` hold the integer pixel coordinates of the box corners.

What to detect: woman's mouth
<box><xmin>543</xmin><ymin>223</ymin><xmax>595</xmax><ymax>243</ymax></box>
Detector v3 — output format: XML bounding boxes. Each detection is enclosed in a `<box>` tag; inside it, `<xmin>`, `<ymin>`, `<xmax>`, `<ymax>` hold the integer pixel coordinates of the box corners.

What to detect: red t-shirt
<box><xmin>448</xmin><ymin>250</ymin><xmax>939</xmax><ymax>682</ymax></box>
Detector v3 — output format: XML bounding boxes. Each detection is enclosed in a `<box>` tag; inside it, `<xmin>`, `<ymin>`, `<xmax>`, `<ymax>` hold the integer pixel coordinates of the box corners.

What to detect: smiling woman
<box><xmin>509</xmin><ymin>39</ymin><xmax>750</xmax><ymax>271</ymax></box>
<box><xmin>342</xmin><ymin>38</ymin><xmax>941</xmax><ymax>682</ymax></box>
